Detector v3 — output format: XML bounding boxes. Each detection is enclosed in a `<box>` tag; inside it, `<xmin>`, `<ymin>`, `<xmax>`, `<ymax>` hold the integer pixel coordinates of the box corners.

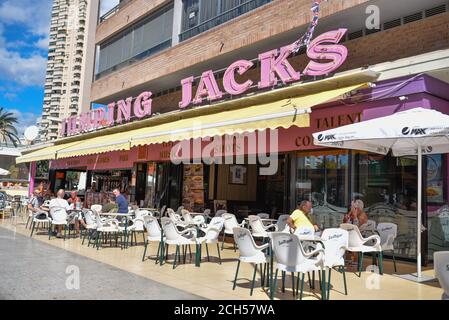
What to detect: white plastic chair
<box><xmin>269</xmin><ymin>232</ymin><xmax>326</xmax><ymax>300</ymax></box>
<box><xmin>320</xmin><ymin>228</ymin><xmax>349</xmax><ymax>297</ymax></box>
<box><xmin>193</xmin><ymin>215</ymin><xmax>206</xmax><ymax>226</ymax></box>
<box><xmin>377</xmin><ymin>222</ymin><xmax>398</xmax><ymax>272</ymax></box>
<box><xmin>360</xmin><ymin>219</ymin><xmax>377</xmax><ymax>233</ymax></box>
<box><xmin>161</xmin><ymin>217</ymin><xmax>196</xmax><ymax>269</ymax></box>
<box><xmin>276</xmin><ymin>214</ymin><xmax>290</xmax><ymax>233</ymax></box>
<box><xmin>49</xmin><ymin>207</ymin><xmax>68</xmax><ymax>240</ymax></box>
<box><xmin>257</xmin><ymin>213</ymin><xmax>270</xmax><ymax>219</ymax></box>
<box><xmin>434</xmin><ymin>251</ymin><xmax>449</xmax><ymax>300</ymax></box>
<box><xmin>248</xmin><ymin>215</ymin><xmax>277</xmax><ymax>239</ymax></box>
<box><xmin>142</xmin><ymin>216</ymin><xmax>165</xmax><ymax>263</ymax></box>
<box><xmin>119</xmin><ymin>215</ymin><xmax>145</xmax><ymax>247</ymax></box>
<box><xmin>232</xmin><ymin>227</ymin><xmax>269</xmax><ymax>296</ymax></box>
<box><xmin>197</xmin><ymin>217</ymin><xmax>224</xmax><ymax>264</ymax></box>
<box><xmin>30</xmin><ymin>212</ymin><xmax>51</xmax><ymax>237</ymax></box>
<box><xmin>94</xmin><ymin>214</ymin><xmax>120</xmax><ymax>250</ymax></box>
<box><xmin>181</xmin><ymin>209</ymin><xmax>195</xmax><ymax>225</ymax></box>
<box><xmin>340</xmin><ymin>223</ymin><xmax>383</xmax><ymax>276</ymax></box>
<box><xmin>91</xmin><ymin>204</ymin><xmax>102</xmax><ymax>214</ymax></box>
<box><xmin>81</xmin><ymin>209</ymin><xmax>98</xmax><ymax>246</ymax></box>
<box><xmin>222</xmin><ymin>213</ymin><xmax>245</xmax><ymax>250</ymax></box>
<box><xmin>215</xmin><ymin>209</ymin><xmax>226</xmax><ymax>217</ymax></box>
<box><xmin>167</xmin><ymin>208</ymin><xmax>187</xmax><ymax>228</ymax></box>
<box><xmin>136</xmin><ymin>209</ymin><xmax>151</xmax><ymax>218</ymax></box>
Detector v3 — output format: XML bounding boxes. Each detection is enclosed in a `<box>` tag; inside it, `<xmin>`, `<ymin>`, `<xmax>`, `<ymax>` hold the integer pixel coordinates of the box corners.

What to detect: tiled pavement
<box><xmin>0</xmin><ymin>227</ymin><xmax>202</xmax><ymax>300</ymax></box>
<box><xmin>0</xmin><ymin>219</ymin><xmax>444</xmax><ymax>300</ymax></box>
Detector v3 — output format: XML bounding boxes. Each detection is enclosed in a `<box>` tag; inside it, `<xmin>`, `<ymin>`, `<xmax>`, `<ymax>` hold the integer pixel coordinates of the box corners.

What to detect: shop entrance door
<box><xmin>256</xmin><ymin>155</ymin><xmax>287</xmax><ymax>217</ymax></box>
<box><xmin>155</xmin><ymin>162</ymin><xmax>183</xmax><ymax>210</ymax></box>
<box><xmin>135</xmin><ymin>163</ymin><xmax>147</xmax><ymax>206</ymax></box>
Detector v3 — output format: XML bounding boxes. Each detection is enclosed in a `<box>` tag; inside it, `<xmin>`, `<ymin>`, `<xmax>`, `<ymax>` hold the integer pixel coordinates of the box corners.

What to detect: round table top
<box><xmin>245</xmin><ymin>217</ymin><xmax>277</xmax><ymax>223</ymax></box>
<box><xmin>99</xmin><ymin>212</ymin><xmax>134</xmax><ymax>217</ymax></box>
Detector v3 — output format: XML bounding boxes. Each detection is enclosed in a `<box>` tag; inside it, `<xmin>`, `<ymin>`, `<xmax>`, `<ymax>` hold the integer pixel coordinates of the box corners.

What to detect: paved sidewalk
<box><xmin>0</xmin><ymin>228</ymin><xmax>203</xmax><ymax>300</ymax></box>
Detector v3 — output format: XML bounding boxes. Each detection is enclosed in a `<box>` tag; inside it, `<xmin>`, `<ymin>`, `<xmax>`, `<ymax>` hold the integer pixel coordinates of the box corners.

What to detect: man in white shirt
<box><xmin>49</xmin><ymin>189</ymin><xmax>70</xmax><ymax>238</ymax></box>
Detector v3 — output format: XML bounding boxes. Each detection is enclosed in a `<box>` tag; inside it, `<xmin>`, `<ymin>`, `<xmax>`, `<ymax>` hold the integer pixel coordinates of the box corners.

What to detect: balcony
<box><xmin>179</xmin><ymin>0</ymin><xmax>272</xmax><ymax>42</ymax></box>
<box><xmin>99</xmin><ymin>0</ymin><xmax>132</xmax><ymax>23</ymax></box>
<box><xmin>95</xmin><ymin>38</ymin><xmax>171</xmax><ymax>80</ymax></box>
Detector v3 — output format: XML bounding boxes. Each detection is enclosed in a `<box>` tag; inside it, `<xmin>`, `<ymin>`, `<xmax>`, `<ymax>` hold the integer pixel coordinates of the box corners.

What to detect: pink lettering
<box><xmin>107</xmin><ymin>103</ymin><xmax>116</xmax><ymax>126</ymax></box>
<box><xmin>304</xmin><ymin>28</ymin><xmax>348</xmax><ymax>76</ymax></box>
<box><xmin>179</xmin><ymin>76</ymin><xmax>194</xmax><ymax>109</ymax></box>
<box><xmin>79</xmin><ymin>112</ymin><xmax>90</xmax><ymax>132</ymax></box>
<box><xmin>116</xmin><ymin>98</ymin><xmax>132</xmax><ymax>124</ymax></box>
<box><xmin>134</xmin><ymin>91</ymin><xmax>152</xmax><ymax>118</ymax></box>
<box><xmin>258</xmin><ymin>45</ymin><xmax>300</xmax><ymax>89</ymax></box>
<box><xmin>223</xmin><ymin>60</ymin><xmax>254</xmax><ymax>95</ymax></box>
<box><xmin>193</xmin><ymin>70</ymin><xmax>223</xmax><ymax>105</ymax></box>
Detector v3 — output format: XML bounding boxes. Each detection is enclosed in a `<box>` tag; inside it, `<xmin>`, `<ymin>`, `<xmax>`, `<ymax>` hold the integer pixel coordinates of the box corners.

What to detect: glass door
<box><xmin>294</xmin><ymin>150</ymin><xmax>350</xmax><ymax>229</ymax></box>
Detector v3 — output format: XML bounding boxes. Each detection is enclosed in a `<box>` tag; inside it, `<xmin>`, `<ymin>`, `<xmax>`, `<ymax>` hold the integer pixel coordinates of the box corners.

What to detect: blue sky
<box><xmin>0</xmin><ymin>0</ymin><xmax>118</xmax><ymax>136</ymax></box>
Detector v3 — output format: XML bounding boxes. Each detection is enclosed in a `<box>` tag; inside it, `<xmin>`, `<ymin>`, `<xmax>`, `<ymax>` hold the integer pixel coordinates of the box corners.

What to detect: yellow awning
<box><xmin>17</xmin><ymin>83</ymin><xmax>367</xmax><ymax>162</ymax></box>
<box><xmin>57</xmin><ymin>132</ymin><xmax>131</xmax><ymax>159</ymax></box>
<box><xmin>129</xmin><ymin>84</ymin><xmax>365</xmax><ymax>147</ymax></box>
<box><xmin>16</xmin><ymin>141</ymin><xmax>82</xmax><ymax>164</ymax></box>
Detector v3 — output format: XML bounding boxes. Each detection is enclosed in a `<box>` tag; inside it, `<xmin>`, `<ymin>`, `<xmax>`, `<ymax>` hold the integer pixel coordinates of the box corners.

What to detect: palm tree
<box><xmin>0</xmin><ymin>107</ymin><xmax>20</xmax><ymax>147</ymax></box>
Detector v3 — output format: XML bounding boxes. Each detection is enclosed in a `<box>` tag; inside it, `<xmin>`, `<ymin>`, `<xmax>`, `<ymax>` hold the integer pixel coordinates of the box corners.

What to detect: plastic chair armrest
<box><xmin>363</xmin><ymin>234</ymin><xmax>381</xmax><ymax>247</ymax></box>
<box><xmin>304</xmin><ymin>247</ymin><xmax>325</xmax><ymax>258</ymax></box>
<box><xmin>180</xmin><ymin>228</ymin><xmax>196</xmax><ymax>235</ymax></box>
<box><xmin>256</xmin><ymin>243</ymin><xmax>270</xmax><ymax>251</ymax></box>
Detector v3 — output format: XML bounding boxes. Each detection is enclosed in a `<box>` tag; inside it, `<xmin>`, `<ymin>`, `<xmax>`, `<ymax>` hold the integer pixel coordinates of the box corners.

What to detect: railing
<box><xmin>179</xmin><ymin>0</ymin><xmax>272</xmax><ymax>42</ymax></box>
<box><xmin>95</xmin><ymin>38</ymin><xmax>172</xmax><ymax>80</ymax></box>
<box><xmin>99</xmin><ymin>0</ymin><xmax>133</xmax><ymax>24</ymax></box>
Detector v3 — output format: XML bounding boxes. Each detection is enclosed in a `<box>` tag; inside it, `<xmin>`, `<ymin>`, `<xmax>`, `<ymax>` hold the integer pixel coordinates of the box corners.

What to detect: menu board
<box><xmin>182</xmin><ymin>164</ymin><xmax>205</xmax><ymax>211</ymax></box>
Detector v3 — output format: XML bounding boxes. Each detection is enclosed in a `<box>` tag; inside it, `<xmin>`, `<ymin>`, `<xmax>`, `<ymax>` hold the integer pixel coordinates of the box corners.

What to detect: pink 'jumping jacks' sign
<box><xmin>60</xmin><ymin>29</ymin><xmax>348</xmax><ymax>137</ymax></box>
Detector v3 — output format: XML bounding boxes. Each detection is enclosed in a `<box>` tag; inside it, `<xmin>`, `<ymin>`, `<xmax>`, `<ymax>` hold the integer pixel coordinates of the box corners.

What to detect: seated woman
<box><xmin>343</xmin><ymin>199</ymin><xmax>367</xmax><ymax>269</ymax></box>
<box><xmin>343</xmin><ymin>199</ymin><xmax>364</xmax><ymax>225</ymax></box>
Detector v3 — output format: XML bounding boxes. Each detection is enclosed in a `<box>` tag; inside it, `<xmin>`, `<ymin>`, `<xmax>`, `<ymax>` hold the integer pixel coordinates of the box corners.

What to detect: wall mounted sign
<box><xmin>59</xmin><ymin>28</ymin><xmax>348</xmax><ymax>138</ymax></box>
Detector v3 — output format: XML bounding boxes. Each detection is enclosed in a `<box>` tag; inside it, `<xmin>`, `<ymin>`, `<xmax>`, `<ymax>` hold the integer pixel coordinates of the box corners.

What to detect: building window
<box><xmin>295</xmin><ymin>150</ymin><xmax>350</xmax><ymax>230</ymax></box>
<box><xmin>95</xmin><ymin>4</ymin><xmax>174</xmax><ymax>80</ymax></box>
<box><xmin>180</xmin><ymin>0</ymin><xmax>272</xmax><ymax>42</ymax></box>
<box><xmin>293</xmin><ymin>150</ymin><xmax>443</xmax><ymax>261</ymax></box>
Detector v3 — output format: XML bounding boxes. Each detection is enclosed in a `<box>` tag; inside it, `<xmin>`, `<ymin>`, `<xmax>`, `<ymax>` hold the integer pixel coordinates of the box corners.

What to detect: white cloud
<box><xmin>3</xmin><ymin>108</ymin><xmax>39</xmax><ymax>136</ymax></box>
<box><xmin>0</xmin><ymin>47</ymin><xmax>47</xmax><ymax>87</ymax></box>
<box><xmin>100</xmin><ymin>0</ymin><xmax>120</xmax><ymax>16</ymax></box>
<box><xmin>34</xmin><ymin>36</ymin><xmax>49</xmax><ymax>51</ymax></box>
<box><xmin>0</xmin><ymin>0</ymin><xmax>52</xmax><ymax>36</ymax></box>
<box><xmin>0</xmin><ymin>2</ymin><xmax>50</xmax><ymax>88</ymax></box>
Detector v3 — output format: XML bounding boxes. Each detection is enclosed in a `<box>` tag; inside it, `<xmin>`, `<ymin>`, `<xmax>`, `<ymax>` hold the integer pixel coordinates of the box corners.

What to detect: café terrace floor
<box><xmin>0</xmin><ymin>219</ymin><xmax>443</xmax><ymax>300</ymax></box>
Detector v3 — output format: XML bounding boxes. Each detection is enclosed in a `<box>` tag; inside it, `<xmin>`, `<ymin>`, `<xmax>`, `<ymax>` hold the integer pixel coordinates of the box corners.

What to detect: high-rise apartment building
<box><xmin>39</xmin><ymin>0</ymin><xmax>99</xmax><ymax>141</ymax></box>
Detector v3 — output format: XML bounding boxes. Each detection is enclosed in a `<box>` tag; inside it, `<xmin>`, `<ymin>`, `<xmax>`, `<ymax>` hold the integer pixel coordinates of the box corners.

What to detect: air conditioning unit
<box><xmin>187</xmin><ymin>4</ymin><xmax>199</xmax><ymax>28</ymax></box>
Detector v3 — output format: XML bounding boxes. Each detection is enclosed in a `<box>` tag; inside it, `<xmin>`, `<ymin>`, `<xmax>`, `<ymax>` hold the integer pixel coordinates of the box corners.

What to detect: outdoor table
<box><xmin>99</xmin><ymin>212</ymin><xmax>134</xmax><ymax>248</ymax></box>
<box><xmin>189</xmin><ymin>212</ymin><xmax>207</xmax><ymax>216</ymax></box>
<box><xmin>244</xmin><ymin>218</ymin><xmax>277</xmax><ymax>228</ymax></box>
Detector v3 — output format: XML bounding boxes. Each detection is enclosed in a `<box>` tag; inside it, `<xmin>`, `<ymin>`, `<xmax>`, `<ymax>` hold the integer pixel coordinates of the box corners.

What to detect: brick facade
<box><xmin>104</xmin><ymin>10</ymin><xmax>449</xmax><ymax>117</ymax></box>
<box><xmin>92</xmin><ymin>0</ymin><xmax>371</xmax><ymax>102</ymax></box>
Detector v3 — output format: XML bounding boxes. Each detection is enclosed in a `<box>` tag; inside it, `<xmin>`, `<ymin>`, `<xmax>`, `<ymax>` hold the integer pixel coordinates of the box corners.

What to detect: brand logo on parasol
<box><xmin>317</xmin><ymin>134</ymin><xmax>336</xmax><ymax>142</ymax></box>
<box><xmin>402</xmin><ymin>127</ymin><xmax>427</xmax><ymax>136</ymax></box>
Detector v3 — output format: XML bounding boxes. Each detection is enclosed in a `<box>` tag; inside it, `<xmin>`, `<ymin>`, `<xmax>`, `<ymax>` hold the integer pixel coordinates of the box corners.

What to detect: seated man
<box><xmin>27</xmin><ymin>189</ymin><xmax>46</xmax><ymax>218</ymax></box>
<box><xmin>287</xmin><ymin>200</ymin><xmax>319</xmax><ymax>233</ymax></box>
<box><xmin>113</xmin><ymin>188</ymin><xmax>128</xmax><ymax>214</ymax></box>
<box><xmin>49</xmin><ymin>189</ymin><xmax>71</xmax><ymax>238</ymax></box>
